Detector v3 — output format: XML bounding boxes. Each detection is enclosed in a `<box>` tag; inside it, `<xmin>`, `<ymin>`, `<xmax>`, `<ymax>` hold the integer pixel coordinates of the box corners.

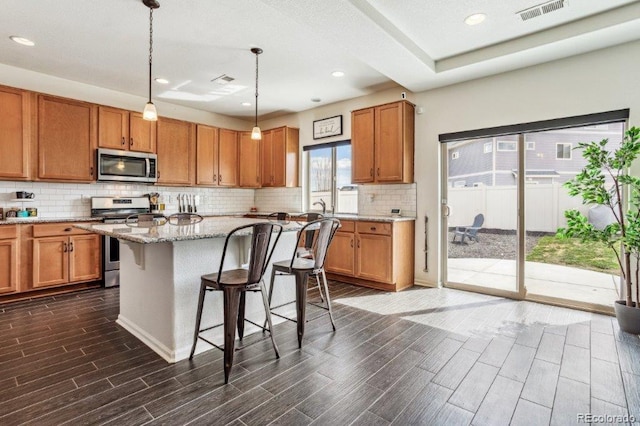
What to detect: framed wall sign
<box><xmin>313</xmin><ymin>115</ymin><xmax>343</xmax><ymax>139</ymax></box>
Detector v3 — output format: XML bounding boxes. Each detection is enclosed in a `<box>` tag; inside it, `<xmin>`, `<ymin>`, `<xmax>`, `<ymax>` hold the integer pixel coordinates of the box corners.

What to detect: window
<box><xmin>556</xmin><ymin>143</ymin><xmax>572</xmax><ymax>159</ymax></box>
<box><xmin>497</xmin><ymin>141</ymin><xmax>517</xmax><ymax>151</ymax></box>
<box><xmin>306</xmin><ymin>142</ymin><xmax>357</xmax><ymax>214</ymax></box>
<box><xmin>483</xmin><ymin>142</ymin><xmax>493</xmax><ymax>154</ymax></box>
<box><xmin>451</xmin><ymin>151</ymin><xmax>460</xmax><ymax>159</ymax></box>
<box><xmin>526</xmin><ymin>141</ymin><xmax>535</xmax><ymax>150</ymax></box>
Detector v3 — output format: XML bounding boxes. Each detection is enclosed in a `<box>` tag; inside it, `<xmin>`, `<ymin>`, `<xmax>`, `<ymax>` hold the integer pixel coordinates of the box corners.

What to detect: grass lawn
<box><xmin>526</xmin><ymin>236</ymin><xmax>620</xmax><ymax>275</ymax></box>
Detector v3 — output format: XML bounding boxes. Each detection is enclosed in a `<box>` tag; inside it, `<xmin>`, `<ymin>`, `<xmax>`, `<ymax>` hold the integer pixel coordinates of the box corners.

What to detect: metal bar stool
<box><xmin>267</xmin><ymin>212</ymin><xmax>291</xmax><ymax>223</ymax></box>
<box><xmin>267</xmin><ymin>218</ymin><xmax>340</xmax><ymax>348</ymax></box>
<box><xmin>189</xmin><ymin>222</ymin><xmax>283</xmax><ymax>384</ymax></box>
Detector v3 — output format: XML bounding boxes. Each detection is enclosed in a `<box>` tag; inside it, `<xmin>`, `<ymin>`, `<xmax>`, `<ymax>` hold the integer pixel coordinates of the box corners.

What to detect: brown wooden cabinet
<box><xmin>0</xmin><ymin>86</ymin><xmax>31</xmax><ymax>180</ymax></box>
<box><xmin>261</xmin><ymin>126</ymin><xmax>299</xmax><ymax>187</ymax></box>
<box><xmin>325</xmin><ymin>219</ymin><xmax>414</xmax><ymax>291</ymax></box>
<box><xmin>157</xmin><ymin>117</ymin><xmax>195</xmax><ymax>186</ymax></box>
<box><xmin>31</xmin><ymin>223</ymin><xmax>100</xmax><ymax>289</ymax></box>
<box><xmin>37</xmin><ymin>95</ymin><xmax>97</xmax><ymax>181</ymax></box>
<box><xmin>239</xmin><ymin>131</ymin><xmax>261</xmax><ymax>188</ymax></box>
<box><xmin>98</xmin><ymin>106</ymin><xmax>156</xmax><ymax>153</ymax></box>
<box><xmin>351</xmin><ymin>100</ymin><xmax>414</xmax><ymax>184</ymax></box>
<box><xmin>0</xmin><ymin>226</ymin><xmax>19</xmax><ymax>294</ymax></box>
<box><xmin>196</xmin><ymin>125</ymin><xmax>238</xmax><ymax>187</ymax></box>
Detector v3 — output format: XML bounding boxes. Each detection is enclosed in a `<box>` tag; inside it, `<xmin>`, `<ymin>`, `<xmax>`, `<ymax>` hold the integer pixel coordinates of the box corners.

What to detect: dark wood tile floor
<box><xmin>1</xmin><ymin>281</ymin><xmax>639</xmax><ymax>425</ymax></box>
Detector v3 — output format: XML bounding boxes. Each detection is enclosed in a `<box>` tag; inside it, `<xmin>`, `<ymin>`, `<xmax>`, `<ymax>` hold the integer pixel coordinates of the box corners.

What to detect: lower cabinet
<box><xmin>325</xmin><ymin>219</ymin><xmax>414</xmax><ymax>291</ymax></box>
<box><xmin>0</xmin><ymin>226</ymin><xmax>19</xmax><ymax>294</ymax></box>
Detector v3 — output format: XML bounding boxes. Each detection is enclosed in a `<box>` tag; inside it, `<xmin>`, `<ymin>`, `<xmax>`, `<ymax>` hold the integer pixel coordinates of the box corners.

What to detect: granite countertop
<box><xmin>240</xmin><ymin>212</ymin><xmax>415</xmax><ymax>222</ymax></box>
<box><xmin>74</xmin><ymin>217</ymin><xmax>304</xmax><ymax>244</ymax></box>
<box><xmin>0</xmin><ymin>217</ymin><xmax>99</xmax><ymax>226</ymax></box>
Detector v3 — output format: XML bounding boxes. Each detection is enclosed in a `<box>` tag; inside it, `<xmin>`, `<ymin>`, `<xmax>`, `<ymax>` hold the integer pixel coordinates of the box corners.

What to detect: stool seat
<box><xmin>202</xmin><ymin>269</ymin><xmax>261</xmax><ymax>288</ymax></box>
<box><xmin>272</xmin><ymin>258</ymin><xmax>316</xmax><ymax>273</ymax></box>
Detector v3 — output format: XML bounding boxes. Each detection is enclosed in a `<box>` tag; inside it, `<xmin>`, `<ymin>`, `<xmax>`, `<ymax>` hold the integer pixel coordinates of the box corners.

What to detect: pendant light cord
<box><xmin>148</xmin><ymin>7</ymin><xmax>154</xmax><ymax>103</ymax></box>
<box><xmin>254</xmin><ymin>50</ymin><xmax>259</xmax><ymax>127</ymax></box>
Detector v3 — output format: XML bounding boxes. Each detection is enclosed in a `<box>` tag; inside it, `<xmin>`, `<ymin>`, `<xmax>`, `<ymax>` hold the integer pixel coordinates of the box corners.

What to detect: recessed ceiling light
<box><xmin>10</xmin><ymin>36</ymin><xmax>35</xmax><ymax>46</ymax></box>
<box><xmin>241</xmin><ymin>102</ymin><xmax>251</xmax><ymax>107</ymax></box>
<box><xmin>154</xmin><ymin>78</ymin><xmax>169</xmax><ymax>84</ymax></box>
<box><xmin>331</xmin><ymin>71</ymin><xmax>345</xmax><ymax>77</ymax></box>
<box><xmin>311</xmin><ymin>98</ymin><xmax>322</xmax><ymax>103</ymax></box>
<box><xmin>464</xmin><ymin>13</ymin><xmax>486</xmax><ymax>26</ymax></box>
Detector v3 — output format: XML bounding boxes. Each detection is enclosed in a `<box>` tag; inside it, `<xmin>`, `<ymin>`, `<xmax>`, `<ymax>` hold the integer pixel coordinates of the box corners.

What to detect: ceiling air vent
<box><xmin>517</xmin><ymin>0</ymin><xmax>567</xmax><ymax>21</ymax></box>
<box><xmin>210</xmin><ymin>74</ymin><xmax>235</xmax><ymax>85</ymax></box>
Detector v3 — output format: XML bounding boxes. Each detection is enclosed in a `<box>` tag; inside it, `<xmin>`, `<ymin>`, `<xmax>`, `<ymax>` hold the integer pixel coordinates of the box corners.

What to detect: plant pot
<box><xmin>614</xmin><ymin>300</ymin><xmax>640</xmax><ymax>335</ymax></box>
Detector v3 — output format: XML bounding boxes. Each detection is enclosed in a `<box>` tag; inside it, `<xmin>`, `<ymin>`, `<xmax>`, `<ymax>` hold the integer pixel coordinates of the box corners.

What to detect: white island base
<box><xmin>117</xmin><ymin>233</ymin><xmax>297</xmax><ymax>363</ymax></box>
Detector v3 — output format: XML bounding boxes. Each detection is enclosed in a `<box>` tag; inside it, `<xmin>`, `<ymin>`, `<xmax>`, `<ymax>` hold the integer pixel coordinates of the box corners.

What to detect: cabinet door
<box><xmin>129</xmin><ymin>112</ymin><xmax>156</xmax><ymax>153</ymax></box>
<box><xmin>351</xmin><ymin>108</ymin><xmax>375</xmax><ymax>183</ymax></box>
<box><xmin>157</xmin><ymin>118</ymin><xmax>194</xmax><ymax>185</ymax></box>
<box><xmin>196</xmin><ymin>124</ymin><xmax>218</xmax><ymax>186</ymax></box>
<box><xmin>260</xmin><ymin>130</ymin><xmax>273</xmax><ymax>187</ymax></box>
<box><xmin>356</xmin><ymin>234</ymin><xmax>392</xmax><ymax>283</ymax></box>
<box><xmin>324</xmin><ymin>232</ymin><xmax>355</xmax><ymax>276</ymax></box>
<box><xmin>239</xmin><ymin>132</ymin><xmax>261</xmax><ymax>188</ymax></box>
<box><xmin>218</xmin><ymin>129</ymin><xmax>239</xmax><ymax>187</ymax></box>
<box><xmin>0</xmin><ymin>86</ymin><xmax>30</xmax><ymax>180</ymax></box>
<box><xmin>0</xmin><ymin>239</ymin><xmax>18</xmax><ymax>294</ymax></box>
<box><xmin>271</xmin><ymin>127</ymin><xmax>287</xmax><ymax>187</ymax></box>
<box><xmin>375</xmin><ymin>102</ymin><xmax>404</xmax><ymax>182</ymax></box>
<box><xmin>69</xmin><ymin>234</ymin><xmax>101</xmax><ymax>283</ymax></box>
<box><xmin>98</xmin><ymin>106</ymin><xmax>128</xmax><ymax>150</ymax></box>
<box><xmin>33</xmin><ymin>236</ymin><xmax>68</xmax><ymax>288</ymax></box>
<box><xmin>38</xmin><ymin>96</ymin><xmax>95</xmax><ymax>181</ymax></box>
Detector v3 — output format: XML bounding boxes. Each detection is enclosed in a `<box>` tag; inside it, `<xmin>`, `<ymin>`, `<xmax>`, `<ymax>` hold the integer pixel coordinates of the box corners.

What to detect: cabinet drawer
<box><xmin>32</xmin><ymin>223</ymin><xmax>95</xmax><ymax>238</ymax></box>
<box><xmin>356</xmin><ymin>221</ymin><xmax>392</xmax><ymax>236</ymax></box>
<box><xmin>0</xmin><ymin>226</ymin><xmax>17</xmax><ymax>239</ymax></box>
<box><xmin>336</xmin><ymin>220</ymin><xmax>355</xmax><ymax>233</ymax></box>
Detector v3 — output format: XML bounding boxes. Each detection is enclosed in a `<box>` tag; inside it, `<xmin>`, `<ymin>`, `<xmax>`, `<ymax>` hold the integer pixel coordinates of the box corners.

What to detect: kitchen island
<box><xmin>75</xmin><ymin>217</ymin><xmax>302</xmax><ymax>363</ymax></box>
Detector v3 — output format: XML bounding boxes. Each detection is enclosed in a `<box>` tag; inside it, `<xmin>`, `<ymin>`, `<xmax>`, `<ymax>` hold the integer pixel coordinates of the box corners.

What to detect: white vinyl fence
<box><xmin>448</xmin><ymin>183</ymin><xmax>590</xmax><ymax>233</ymax></box>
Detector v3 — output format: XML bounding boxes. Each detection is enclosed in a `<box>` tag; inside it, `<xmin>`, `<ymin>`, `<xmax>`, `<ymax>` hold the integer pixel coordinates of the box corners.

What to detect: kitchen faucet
<box><xmin>313</xmin><ymin>198</ymin><xmax>326</xmax><ymax>214</ymax></box>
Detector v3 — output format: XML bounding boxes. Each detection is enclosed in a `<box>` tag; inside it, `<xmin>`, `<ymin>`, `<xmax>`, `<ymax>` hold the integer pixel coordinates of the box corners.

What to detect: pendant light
<box><xmin>142</xmin><ymin>0</ymin><xmax>160</xmax><ymax>121</ymax></box>
<box><xmin>250</xmin><ymin>47</ymin><xmax>263</xmax><ymax>140</ymax></box>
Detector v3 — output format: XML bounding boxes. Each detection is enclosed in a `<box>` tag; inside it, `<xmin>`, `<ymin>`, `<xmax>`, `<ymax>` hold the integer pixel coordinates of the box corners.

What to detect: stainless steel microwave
<box><xmin>97</xmin><ymin>148</ymin><xmax>158</xmax><ymax>183</ymax></box>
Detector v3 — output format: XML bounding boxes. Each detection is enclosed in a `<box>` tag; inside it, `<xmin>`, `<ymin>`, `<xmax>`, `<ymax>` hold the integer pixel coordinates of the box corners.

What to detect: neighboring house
<box><xmin>447</xmin><ymin>123</ymin><xmax>624</xmax><ymax>187</ymax></box>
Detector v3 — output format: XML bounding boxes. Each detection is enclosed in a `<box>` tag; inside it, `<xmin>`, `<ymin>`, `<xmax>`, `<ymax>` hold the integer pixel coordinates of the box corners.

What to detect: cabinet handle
<box><xmin>63</xmin><ymin>242</ymin><xmax>68</xmax><ymax>253</ymax></box>
<box><xmin>370</xmin><ymin>168</ymin><xmax>373</xmax><ymax>177</ymax></box>
<box><xmin>130</xmin><ymin>137</ymin><xmax>134</xmax><ymax>147</ymax></box>
<box><xmin>121</xmin><ymin>137</ymin><xmax>125</xmax><ymax>146</ymax></box>
<box><xmin>377</xmin><ymin>168</ymin><xmax>380</xmax><ymax>176</ymax></box>
<box><xmin>213</xmin><ymin>174</ymin><xmax>217</xmax><ymax>182</ymax></box>
<box><xmin>370</xmin><ymin>227</ymin><xmax>376</xmax><ymax>231</ymax></box>
<box><xmin>357</xmin><ymin>239</ymin><xmax>360</xmax><ymax>248</ymax></box>
<box><xmin>350</xmin><ymin>238</ymin><xmax>353</xmax><ymax>248</ymax></box>
<box><xmin>90</xmin><ymin>166</ymin><xmax>94</xmax><ymax>176</ymax></box>
<box><xmin>256</xmin><ymin>176</ymin><xmax>259</xmax><ymax>183</ymax></box>
<box><xmin>219</xmin><ymin>174</ymin><xmax>222</xmax><ymax>183</ymax></box>
<box><xmin>69</xmin><ymin>242</ymin><xmax>74</xmax><ymax>252</ymax></box>
<box><xmin>64</xmin><ymin>228</ymin><xmax>72</xmax><ymax>232</ymax></box>
<box><xmin>157</xmin><ymin>171</ymin><xmax>160</xmax><ymax>179</ymax></box>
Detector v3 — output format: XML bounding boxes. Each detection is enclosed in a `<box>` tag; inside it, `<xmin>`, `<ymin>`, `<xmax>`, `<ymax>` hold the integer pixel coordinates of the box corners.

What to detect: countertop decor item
<box><xmin>142</xmin><ymin>0</ymin><xmax>160</xmax><ymax>121</ymax></box>
<box><xmin>313</xmin><ymin>115</ymin><xmax>342</xmax><ymax>139</ymax></box>
<box><xmin>558</xmin><ymin>126</ymin><xmax>640</xmax><ymax>334</ymax></box>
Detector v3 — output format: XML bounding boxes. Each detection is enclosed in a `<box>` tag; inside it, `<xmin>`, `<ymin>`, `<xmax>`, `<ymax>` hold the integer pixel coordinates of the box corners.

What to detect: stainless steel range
<box><xmin>91</xmin><ymin>196</ymin><xmax>151</xmax><ymax>287</ymax></box>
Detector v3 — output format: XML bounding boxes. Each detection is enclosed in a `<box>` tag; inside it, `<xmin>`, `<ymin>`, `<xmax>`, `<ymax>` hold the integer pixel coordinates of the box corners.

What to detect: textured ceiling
<box><xmin>1</xmin><ymin>0</ymin><xmax>639</xmax><ymax>121</ymax></box>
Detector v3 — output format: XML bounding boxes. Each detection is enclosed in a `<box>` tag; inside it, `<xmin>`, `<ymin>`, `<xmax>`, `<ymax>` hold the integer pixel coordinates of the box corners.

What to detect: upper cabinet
<box><xmin>0</xmin><ymin>86</ymin><xmax>31</xmax><ymax>180</ymax></box>
<box><xmin>261</xmin><ymin>126</ymin><xmax>299</xmax><ymax>187</ymax></box>
<box><xmin>238</xmin><ymin>131</ymin><xmax>261</xmax><ymax>188</ymax></box>
<box><xmin>156</xmin><ymin>117</ymin><xmax>195</xmax><ymax>186</ymax></box>
<box><xmin>196</xmin><ymin>125</ymin><xmax>238</xmax><ymax>187</ymax></box>
<box><xmin>37</xmin><ymin>95</ymin><xmax>96</xmax><ymax>182</ymax></box>
<box><xmin>98</xmin><ymin>106</ymin><xmax>156</xmax><ymax>153</ymax></box>
<box><xmin>351</xmin><ymin>100</ymin><xmax>414</xmax><ymax>184</ymax></box>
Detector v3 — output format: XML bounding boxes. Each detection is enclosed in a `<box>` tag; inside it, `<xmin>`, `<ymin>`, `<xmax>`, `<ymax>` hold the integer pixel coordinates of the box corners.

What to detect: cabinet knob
<box><xmin>377</xmin><ymin>168</ymin><xmax>380</xmax><ymax>176</ymax></box>
<box><xmin>130</xmin><ymin>138</ymin><xmax>133</xmax><ymax>147</ymax></box>
<box><xmin>121</xmin><ymin>137</ymin><xmax>125</xmax><ymax>146</ymax></box>
<box><xmin>370</xmin><ymin>168</ymin><xmax>373</xmax><ymax>177</ymax></box>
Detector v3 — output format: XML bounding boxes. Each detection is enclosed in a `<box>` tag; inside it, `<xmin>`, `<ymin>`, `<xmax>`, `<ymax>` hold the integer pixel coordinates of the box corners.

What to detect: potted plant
<box><xmin>558</xmin><ymin>126</ymin><xmax>640</xmax><ymax>334</ymax></box>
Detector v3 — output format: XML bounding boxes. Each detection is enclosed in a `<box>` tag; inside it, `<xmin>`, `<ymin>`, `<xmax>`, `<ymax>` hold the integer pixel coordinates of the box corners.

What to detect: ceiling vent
<box><xmin>517</xmin><ymin>0</ymin><xmax>567</xmax><ymax>21</ymax></box>
<box><xmin>211</xmin><ymin>74</ymin><xmax>235</xmax><ymax>85</ymax></box>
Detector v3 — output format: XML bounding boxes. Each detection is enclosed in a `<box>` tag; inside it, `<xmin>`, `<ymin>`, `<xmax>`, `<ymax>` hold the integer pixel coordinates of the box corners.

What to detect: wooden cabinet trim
<box><xmin>0</xmin><ymin>226</ymin><xmax>18</xmax><ymax>240</ymax></box>
<box><xmin>32</xmin><ymin>223</ymin><xmax>94</xmax><ymax>238</ymax></box>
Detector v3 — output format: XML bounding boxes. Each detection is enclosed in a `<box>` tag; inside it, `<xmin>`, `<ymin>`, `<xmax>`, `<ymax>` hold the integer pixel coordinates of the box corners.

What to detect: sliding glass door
<box><xmin>441</xmin><ymin>111</ymin><xmax>627</xmax><ymax>311</ymax></box>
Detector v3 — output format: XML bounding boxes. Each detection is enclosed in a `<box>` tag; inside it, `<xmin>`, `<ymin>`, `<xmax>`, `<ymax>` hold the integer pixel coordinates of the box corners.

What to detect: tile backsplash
<box><xmin>0</xmin><ymin>181</ymin><xmax>254</xmax><ymax>218</ymax></box>
<box><xmin>0</xmin><ymin>181</ymin><xmax>416</xmax><ymax>219</ymax></box>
